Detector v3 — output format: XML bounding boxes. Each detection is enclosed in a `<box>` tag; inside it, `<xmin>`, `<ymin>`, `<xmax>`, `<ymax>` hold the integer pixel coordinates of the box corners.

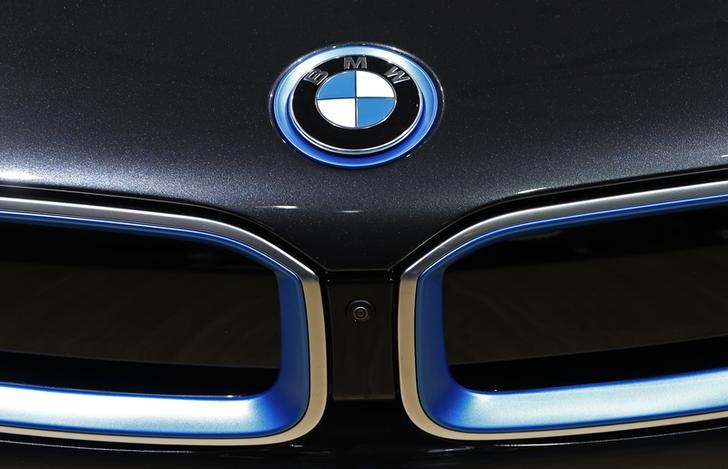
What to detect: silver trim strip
<box><xmin>0</xmin><ymin>197</ymin><xmax>327</xmax><ymax>446</ymax></box>
<box><xmin>399</xmin><ymin>179</ymin><xmax>728</xmax><ymax>440</ymax></box>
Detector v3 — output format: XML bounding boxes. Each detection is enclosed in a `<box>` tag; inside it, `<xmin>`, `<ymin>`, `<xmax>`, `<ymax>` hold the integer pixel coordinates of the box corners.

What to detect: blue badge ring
<box><xmin>271</xmin><ymin>44</ymin><xmax>441</xmax><ymax>169</ymax></box>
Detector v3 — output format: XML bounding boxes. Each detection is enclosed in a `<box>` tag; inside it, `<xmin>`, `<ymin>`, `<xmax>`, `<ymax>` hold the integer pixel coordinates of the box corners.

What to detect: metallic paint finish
<box><xmin>4</xmin><ymin>0</ymin><xmax>728</xmax><ymax>461</ymax></box>
<box><xmin>3</xmin><ymin>2</ymin><xmax>728</xmax><ymax>269</ymax></box>
<box><xmin>0</xmin><ymin>197</ymin><xmax>327</xmax><ymax>446</ymax></box>
<box><xmin>272</xmin><ymin>44</ymin><xmax>437</xmax><ymax>167</ymax></box>
<box><xmin>399</xmin><ymin>180</ymin><xmax>728</xmax><ymax>440</ymax></box>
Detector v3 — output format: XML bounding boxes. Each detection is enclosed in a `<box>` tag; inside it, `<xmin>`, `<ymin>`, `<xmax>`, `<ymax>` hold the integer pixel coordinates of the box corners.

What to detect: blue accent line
<box><xmin>0</xmin><ymin>210</ymin><xmax>311</xmax><ymax>438</ymax></box>
<box><xmin>415</xmin><ymin>192</ymin><xmax>728</xmax><ymax>433</ymax></box>
<box><xmin>272</xmin><ymin>44</ymin><xmax>440</xmax><ymax>168</ymax></box>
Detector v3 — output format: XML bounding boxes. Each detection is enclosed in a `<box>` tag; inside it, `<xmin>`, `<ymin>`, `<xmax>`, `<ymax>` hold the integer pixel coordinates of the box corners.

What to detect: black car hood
<box><xmin>2</xmin><ymin>1</ymin><xmax>728</xmax><ymax>270</ymax></box>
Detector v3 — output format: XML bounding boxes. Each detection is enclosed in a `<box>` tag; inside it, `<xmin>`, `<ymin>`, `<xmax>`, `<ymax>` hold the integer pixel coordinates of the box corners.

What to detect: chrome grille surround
<box><xmin>0</xmin><ymin>197</ymin><xmax>327</xmax><ymax>446</ymax></box>
<box><xmin>399</xmin><ymin>180</ymin><xmax>728</xmax><ymax>440</ymax></box>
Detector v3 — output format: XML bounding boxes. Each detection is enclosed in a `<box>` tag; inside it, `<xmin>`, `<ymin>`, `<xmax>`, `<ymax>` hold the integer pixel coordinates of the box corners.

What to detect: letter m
<box><xmin>343</xmin><ymin>56</ymin><xmax>368</xmax><ymax>70</ymax></box>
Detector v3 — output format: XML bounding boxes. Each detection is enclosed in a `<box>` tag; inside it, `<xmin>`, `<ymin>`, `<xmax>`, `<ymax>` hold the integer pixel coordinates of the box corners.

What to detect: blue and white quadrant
<box><xmin>315</xmin><ymin>70</ymin><xmax>396</xmax><ymax>129</ymax></box>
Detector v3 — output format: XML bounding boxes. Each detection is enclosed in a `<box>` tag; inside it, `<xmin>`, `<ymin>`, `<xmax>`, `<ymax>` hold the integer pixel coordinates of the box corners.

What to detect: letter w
<box><xmin>384</xmin><ymin>66</ymin><xmax>411</xmax><ymax>84</ymax></box>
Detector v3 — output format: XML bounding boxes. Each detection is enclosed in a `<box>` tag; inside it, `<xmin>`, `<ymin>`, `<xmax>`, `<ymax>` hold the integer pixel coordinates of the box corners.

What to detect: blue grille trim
<box><xmin>0</xmin><ymin>210</ymin><xmax>311</xmax><ymax>439</ymax></box>
<box><xmin>415</xmin><ymin>192</ymin><xmax>728</xmax><ymax>433</ymax></box>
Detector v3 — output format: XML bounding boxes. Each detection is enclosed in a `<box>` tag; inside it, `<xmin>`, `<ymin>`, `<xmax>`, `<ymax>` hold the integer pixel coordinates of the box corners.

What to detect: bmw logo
<box><xmin>272</xmin><ymin>44</ymin><xmax>441</xmax><ymax>168</ymax></box>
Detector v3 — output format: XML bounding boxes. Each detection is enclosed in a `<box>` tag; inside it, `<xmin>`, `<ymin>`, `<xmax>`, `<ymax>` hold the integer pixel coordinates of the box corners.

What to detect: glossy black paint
<box><xmin>0</xmin><ymin>221</ymin><xmax>281</xmax><ymax>370</ymax></box>
<box><xmin>2</xmin><ymin>1</ymin><xmax>728</xmax><ymax>270</ymax></box>
<box><xmin>444</xmin><ymin>203</ymin><xmax>728</xmax><ymax>367</ymax></box>
<box><xmin>324</xmin><ymin>279</ymin><xmax>396</xmax><ymax>400</ymax></box>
